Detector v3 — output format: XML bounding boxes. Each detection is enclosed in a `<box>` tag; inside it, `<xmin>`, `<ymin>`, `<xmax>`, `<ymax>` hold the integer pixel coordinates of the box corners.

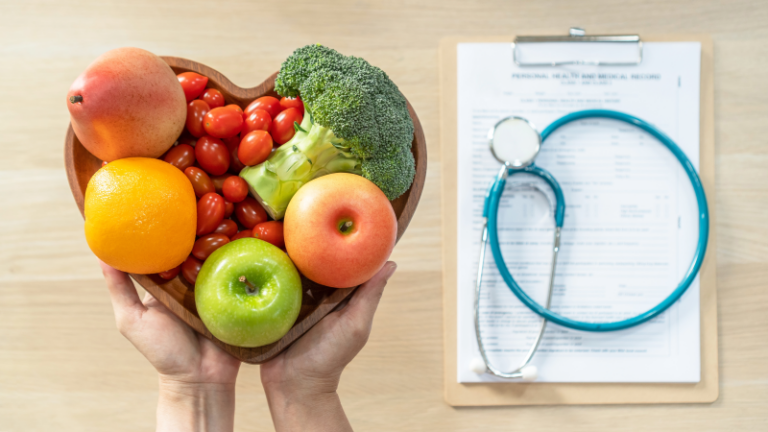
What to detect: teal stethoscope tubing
<box><xmin>485</xmin><ymin>109</ymin><xmax>710</xmax><ymax>332</ymax></box>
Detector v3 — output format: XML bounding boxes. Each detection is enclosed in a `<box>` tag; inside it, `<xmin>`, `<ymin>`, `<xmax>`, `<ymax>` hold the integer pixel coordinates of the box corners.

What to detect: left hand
<box><xmin>260</xmin><ymin>262</ymin><xmax>397</xmax><ymax>432</ymax></box>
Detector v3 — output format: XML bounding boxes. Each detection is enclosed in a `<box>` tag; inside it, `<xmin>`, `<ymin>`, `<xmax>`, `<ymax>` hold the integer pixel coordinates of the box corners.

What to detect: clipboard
<box><xmin>440</xmin><ymin>32</ymin><xmax>718</xmax><ymax>406</ymax></box>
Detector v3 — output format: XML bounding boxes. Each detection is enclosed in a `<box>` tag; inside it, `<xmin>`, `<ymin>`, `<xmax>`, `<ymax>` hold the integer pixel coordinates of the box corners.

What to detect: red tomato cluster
<box><xmin>157</xmin><ymin>72</ymin><xmax>301</xmax><ymax>285</ymax></box>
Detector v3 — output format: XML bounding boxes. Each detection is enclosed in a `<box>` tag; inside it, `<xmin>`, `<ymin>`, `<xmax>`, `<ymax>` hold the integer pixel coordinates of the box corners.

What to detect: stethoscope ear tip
<box><xmin>520</xmin><ymin>365</ymin><xmax>538</xmax><ymax>381</ymax></box>
<box><xmin>470</xmin><ymin>358</ymin><xmax>488</xmax><ymax>375</ymax></box>
<box><xmin>470</xmin><ymin>358</ymin><xmax>539</xmax><ymax>381</ymax></box>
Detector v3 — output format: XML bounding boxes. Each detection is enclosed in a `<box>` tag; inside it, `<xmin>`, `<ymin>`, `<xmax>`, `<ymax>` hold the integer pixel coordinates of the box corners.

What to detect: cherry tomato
<box><xmin>245</xmin><ymin>96</ymin><xmax>281</xmax><ymax>118</ymax></box>
<box><xmin>177</xmin><ymin>134</ymin><xmax>197</xmax><ymax>147</ymax></box>
<box><xmin>158</xmin><ymin>264</ymin><xmax>181</xmax><ymax>280</ymax></box>
<box><xmin>242</xmin><ymin>109</ymin><xmax>272</xmax><ymax>136</ymax></box>
<box><xmin>270</xmin><ymin>107</ymin><xmax>303</xmax><ymax>145</ymax></box>
<box><xmin>252</xmin><ymin>221</ymin><xmax>285</xmax><ymax>248</ymax></box>
<box><xmin>204</xmin><ymin>107</ymin><xmax>243</xmax><ymax>139</ymax></box>
<box><xmin>214</xmin><ymin>219</ymin><xmax>239</xmax><ymax>238</ymax></box>
<box><xmin>229</xmin><ymin>144</ymin><xmax>247</xmax><ymax>174</ymax></box>
<box><xmin>196</xmin><ymin>192</ymin><xmax>226</xmax><ymax>236</ymax></box>
<box><xmin>225</xmin><ymin>104</ymin><xmax>243</xmax><ymax>117</ymax></box>
<box><xmin>201</xmin><ymin>88</ymin><xmax>225</xmax><ymax>109</ymax></box>
<box><xmin>195</xmin><ymin>136</ymin><xmax>230</xmax><ymax>175</ymax></box>
<box><xmin>280</xmin><ymin>96</ymin><xmax>304</xmax><ymax>113</ymax></box>
<box><xmin>235</xmin><ymin>197</ymin><xmax>268</xmax><ymax>228</ymax></box>
<box><xmin>222</xmin><ymin>176</ymin><xmax>249</xmax><ymax>202</ymax></box>
<box><xmin>210</xmin><ymin>174</ymin><xmax>231</xmax><ymax>194</ymax></box>
<box><xmin>183</xmin><ymin>167</ymin><xmax>215</xmax><ymax>197</ymax></box>
<box><xmin>224</xmin><ymin>199</ymin><xmax>234</xmax><ymax>218</ymax></box>
<box><xmin>177</xmin><ymin>72</ymin><xmax>208</xmax><ymax>102</ymax></box>
<box><xmin>186</xmin><ymin>100</ymin><xmax>210</xmax><ymax>138</ymax></box>
<box><xmin>231</xmin><ymin>229</ymin><xmax>253</xmax><ymax>241</ymax></box>
<box><xmin>238</xmin><ymin>130</ymin><xmax>273</xmax><ymax>166</ymax></box>
<box><xmin>192</xmin><ymin>234</ymin><xmax>230</xmax><ymax>261</ymax></box>
<box><xmin>181</xmin><ymin>255</ymin><xmax>203</xmax><ymax>284</ymax></box>
<box><xmin>164</xmin><ymin>143</ymin><xmax>196</xmax><ymax>171</ymax></box>
<box><xmin>222</xmin><ymin>134</ymin><xmax>240</xmax><ymax>151</ymax></box>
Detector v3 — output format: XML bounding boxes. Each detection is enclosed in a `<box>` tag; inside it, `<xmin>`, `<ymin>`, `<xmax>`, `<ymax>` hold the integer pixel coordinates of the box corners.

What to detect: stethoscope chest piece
<box><xmin>488</xmin><ymin>116</ymin><xmax>542</xmax><ymax>168</ymax></box>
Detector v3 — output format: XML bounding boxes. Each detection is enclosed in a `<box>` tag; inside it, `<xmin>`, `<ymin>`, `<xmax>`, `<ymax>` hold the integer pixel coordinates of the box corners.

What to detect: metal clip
<box><xmin>512</xmin><ymin>27</ymin><xmax>643</xmax><ymax>67</ymax></box>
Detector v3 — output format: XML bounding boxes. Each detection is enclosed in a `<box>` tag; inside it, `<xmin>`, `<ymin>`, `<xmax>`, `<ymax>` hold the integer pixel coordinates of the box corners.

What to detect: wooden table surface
<box><xmin>1</xmin><ymin>1</ymin><xmax>766</xmax><ymax>430</ymax></box>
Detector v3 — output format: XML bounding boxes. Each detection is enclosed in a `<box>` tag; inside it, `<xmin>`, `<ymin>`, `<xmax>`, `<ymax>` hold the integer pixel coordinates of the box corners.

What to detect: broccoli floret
<box><xmin>361</xmin><ymin>145</ymin><xmax>415</xmax><ymax>201</ymax></box>
<box><xmin>240</xmin><ymin>44</ymin><xmax>415</xmax><ymax>220</ymax></box>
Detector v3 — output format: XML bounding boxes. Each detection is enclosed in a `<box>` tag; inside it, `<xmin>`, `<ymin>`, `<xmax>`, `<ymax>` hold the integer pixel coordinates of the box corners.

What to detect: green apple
<box><xmin>195</xmin><ymin>238</ymin><xmax>302</xmax><ymax>348</ymax></box>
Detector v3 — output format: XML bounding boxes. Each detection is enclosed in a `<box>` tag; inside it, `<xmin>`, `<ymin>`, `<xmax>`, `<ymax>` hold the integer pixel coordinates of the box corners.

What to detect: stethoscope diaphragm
<box><xmin>488</xmin><ymin>116</ymin><xmax>542</xmax><ymax>168</ymax></box>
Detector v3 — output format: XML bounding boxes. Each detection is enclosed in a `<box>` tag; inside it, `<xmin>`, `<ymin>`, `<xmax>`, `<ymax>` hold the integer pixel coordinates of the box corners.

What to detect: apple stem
<box><xmin>239</xmin><ymin>275</ymin><xmax>258</xmax><ymax>294</ymax></box>
<box><xmin>339</xmin><ymin>220</ymin><xmax>353</xmax><ymax>233</ymax></box>
<box><xmin>69</xmin><ymin>95</ymin><xmax>83</xmax><ymax>104</ymax></box>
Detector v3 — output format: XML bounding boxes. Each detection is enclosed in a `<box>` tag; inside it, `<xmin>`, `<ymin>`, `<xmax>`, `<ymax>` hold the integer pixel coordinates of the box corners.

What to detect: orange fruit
<box><xmin>84</xmin><ymin>157</ymin><xmax>197</xmax><ymax>274</ymax></box>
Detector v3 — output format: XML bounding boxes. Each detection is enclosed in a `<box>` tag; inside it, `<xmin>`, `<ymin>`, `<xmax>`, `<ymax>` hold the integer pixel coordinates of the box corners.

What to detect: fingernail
<box><xmin>384</xmin><ymin>262</ymin><xmax>397</xmax><ymax>280</ymax></box>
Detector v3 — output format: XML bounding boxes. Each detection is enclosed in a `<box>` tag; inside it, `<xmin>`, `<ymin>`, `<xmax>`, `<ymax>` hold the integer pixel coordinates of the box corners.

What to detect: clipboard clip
<box><xmin>513</xmin><ymin>27</ymin><xmax>643</xmax><ymax>67</ymax></box>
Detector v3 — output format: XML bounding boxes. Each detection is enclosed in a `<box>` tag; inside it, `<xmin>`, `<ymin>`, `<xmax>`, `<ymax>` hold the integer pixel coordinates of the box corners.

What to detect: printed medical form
<box><xmin>455</xmin><ymin>42</ymin><xmax>702</xmax><ymax>383</ymax></box>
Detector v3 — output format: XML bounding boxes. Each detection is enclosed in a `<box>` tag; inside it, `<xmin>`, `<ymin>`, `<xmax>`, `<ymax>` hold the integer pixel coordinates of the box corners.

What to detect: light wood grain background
<box><xmin>0</xmin><ymin>0</ymin><xmax>766</xmax><ymax>430</ymax></box>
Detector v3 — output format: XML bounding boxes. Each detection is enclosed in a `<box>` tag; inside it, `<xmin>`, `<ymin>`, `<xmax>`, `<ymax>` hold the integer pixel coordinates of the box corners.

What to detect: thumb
<box><xmin>342</xmin><ymin>261</ymin><xmax>397</xmax><ymax>326</ymax></box>
<box><xmin>99</xmin><ymin>260</ymin><xmax>146</xmax><ymax>330</ymax></box>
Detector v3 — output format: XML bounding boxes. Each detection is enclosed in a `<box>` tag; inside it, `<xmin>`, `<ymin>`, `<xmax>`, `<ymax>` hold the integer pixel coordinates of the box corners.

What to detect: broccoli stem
<box><xmin>239</xmin><ymin>108</ymin><xmax>361</xmax><ymax>220</ymax></box>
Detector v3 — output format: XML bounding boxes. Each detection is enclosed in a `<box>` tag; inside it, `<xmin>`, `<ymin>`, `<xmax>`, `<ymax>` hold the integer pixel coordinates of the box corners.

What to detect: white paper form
<box><xmin>456</xmin><ymin>42</ymin><xmax>702</xmax><ymax>383</ymax></box>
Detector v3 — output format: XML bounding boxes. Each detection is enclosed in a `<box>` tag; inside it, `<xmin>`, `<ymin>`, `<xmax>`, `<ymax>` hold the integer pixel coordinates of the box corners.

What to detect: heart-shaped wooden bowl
<box><xmin>64</xmin><ymin>56</ymin><xmax>426</xmax><ymax>364</ymax></box>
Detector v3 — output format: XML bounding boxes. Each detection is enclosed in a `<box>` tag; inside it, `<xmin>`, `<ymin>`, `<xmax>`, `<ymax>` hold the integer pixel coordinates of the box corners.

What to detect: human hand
<box><xmin>100</xmin><ymin>261</ymin><xmax>241</xmax><ymax>432</ymax></box>
<box><xmin>260</xmin><ymin>261</ymin><xmax>397</xmax><ymax>432</ymax></box>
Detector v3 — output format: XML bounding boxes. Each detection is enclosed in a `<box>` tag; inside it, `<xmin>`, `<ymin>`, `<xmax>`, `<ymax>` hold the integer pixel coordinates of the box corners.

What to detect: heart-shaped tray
<box><xmin>64</xmin><ymin>56</ymin><xmax>426</xmax><ymax>364</ymax></box>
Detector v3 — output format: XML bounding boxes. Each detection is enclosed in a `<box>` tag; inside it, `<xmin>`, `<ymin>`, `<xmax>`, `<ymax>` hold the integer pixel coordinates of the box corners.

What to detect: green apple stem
<box><xmin>69</xmin><ymin>95</ymin><xmax>83</xmax><ymax>104</ymax></box>
<box><xmin>239</xmin><ymin>275</ymin><xmax>259</xmax><ymax>295</ymax></box>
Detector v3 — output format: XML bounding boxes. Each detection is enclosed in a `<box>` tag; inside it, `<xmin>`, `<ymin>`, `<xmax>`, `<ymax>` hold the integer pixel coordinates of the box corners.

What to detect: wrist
<box><xmin>263</xmin><ymin>378</ymin><xmax>351</xmax><ymax>432</ymax></box>
<box><xmin>157</xmin><ymin>376</ymin><xmax>236</xmax><ymax>432</ymax></box>
<box><xmin>262</xmin><ymin>373</ymin><xmax>340</xmax><ymax>402</ymax></box>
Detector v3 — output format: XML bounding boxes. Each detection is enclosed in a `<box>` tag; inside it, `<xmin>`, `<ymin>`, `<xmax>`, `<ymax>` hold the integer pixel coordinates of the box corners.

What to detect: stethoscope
<box><xmin>471</xmin><ymin>109</ymin><xmax>710</xmax><ymax>381</ymax></box>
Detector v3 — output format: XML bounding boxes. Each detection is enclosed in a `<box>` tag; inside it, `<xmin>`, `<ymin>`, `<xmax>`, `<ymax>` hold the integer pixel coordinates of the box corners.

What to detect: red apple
<box><xmin>284</xmin><ymin>173</ymin><xmax>397</xmax><ymax>288</ymax></box>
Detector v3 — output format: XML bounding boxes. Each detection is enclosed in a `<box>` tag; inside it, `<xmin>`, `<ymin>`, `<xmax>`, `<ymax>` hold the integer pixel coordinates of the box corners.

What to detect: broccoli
<box><xmin>239</xmin><ymin>44</ymin><xmax>415</xmax><ymax>220</ymax></box>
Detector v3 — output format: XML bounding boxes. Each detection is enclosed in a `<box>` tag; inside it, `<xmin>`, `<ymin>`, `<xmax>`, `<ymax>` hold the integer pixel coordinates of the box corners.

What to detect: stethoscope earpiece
<box><xmin>519</xmin><ymin>365</ymin><xmax>538</xmax><ymax>381</ymax></box>
<box><xmin>470</xmin><ymin>358</ymin><xmax>538</xmax><ymax>381</ymax></box>
<box><xmin>470</xmin><ymin>357</ymin><xmax>488</xmax><ymax>375</ymax></box>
